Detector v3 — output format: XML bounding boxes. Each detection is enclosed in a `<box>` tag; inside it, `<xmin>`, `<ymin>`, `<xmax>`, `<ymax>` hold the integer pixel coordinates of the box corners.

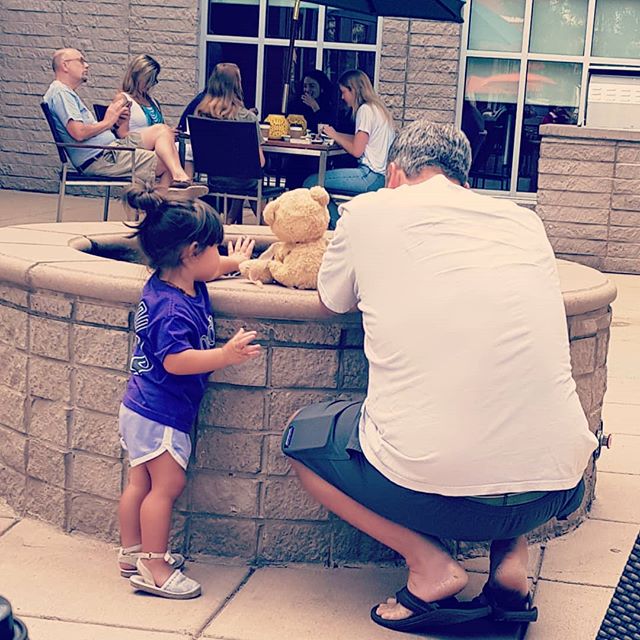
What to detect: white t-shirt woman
<box><xmin>302</xmin><ymin>69</ymin><xmax>395</xmax><ymax>229</ymax></box>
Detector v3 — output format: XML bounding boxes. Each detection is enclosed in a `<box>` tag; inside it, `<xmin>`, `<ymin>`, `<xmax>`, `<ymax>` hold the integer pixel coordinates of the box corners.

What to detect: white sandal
<box><xmin>117</xmin><ymin>544</ymin><xmax>185</xmax><ymax>578</ymax></box>
<box><xmin>129</xmin><ymin>552</ymin><xmax>201</xmax><ymax>600</ymax></box>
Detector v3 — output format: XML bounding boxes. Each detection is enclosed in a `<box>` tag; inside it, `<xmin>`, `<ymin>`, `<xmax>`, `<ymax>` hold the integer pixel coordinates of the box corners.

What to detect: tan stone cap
<box><xmin>0</xmin><ymin>222</ymin><xmax>616</xmax><ymax>320</ymax></box>
<box><xmin>540</xmin><ymin>123</ymin><xmax>640</xmax><ymax>143</ymax></box>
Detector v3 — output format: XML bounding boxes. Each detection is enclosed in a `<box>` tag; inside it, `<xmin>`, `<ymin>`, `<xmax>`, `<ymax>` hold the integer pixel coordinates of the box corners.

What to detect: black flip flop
<box><xmin>370</xmin><ymin>586</ymin><xmax>491</xmax><ymax>632</ymax></box>
<box><xmin>473</xmin><ymin>582</ymin><xmax>539</xmax><ymax>623</ymax></box>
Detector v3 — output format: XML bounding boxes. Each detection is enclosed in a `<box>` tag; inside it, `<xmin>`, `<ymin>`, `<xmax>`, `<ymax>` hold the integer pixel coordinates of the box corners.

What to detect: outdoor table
<box><xmin>262</xmin><ymin>138</ymin><xmax>346</xmax><ymax>187</ymax></box>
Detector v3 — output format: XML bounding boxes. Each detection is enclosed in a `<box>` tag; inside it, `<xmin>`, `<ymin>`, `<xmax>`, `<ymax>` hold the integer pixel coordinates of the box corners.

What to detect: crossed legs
<box><xmin>289</xmin><ymin>459</ymin><xmax>529</xmax><ymax>621</ymax></box>
<box><xmin>138</xmin><ymin>124</ymin><xmax>191</xmax><ymax>188</ymax></box>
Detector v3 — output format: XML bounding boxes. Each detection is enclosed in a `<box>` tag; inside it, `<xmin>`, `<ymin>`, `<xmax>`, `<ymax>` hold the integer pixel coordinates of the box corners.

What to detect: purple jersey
<box><xmin>122</xmin><ymin>273</ymin><xmax>215</xmax><ymax>433</ymax></box>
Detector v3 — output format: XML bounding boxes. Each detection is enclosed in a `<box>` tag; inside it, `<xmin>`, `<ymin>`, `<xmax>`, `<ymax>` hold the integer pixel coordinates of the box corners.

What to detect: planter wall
<box><xmin>0</xmin><ymin>222</ymin><xmax>617</xmax><ymax>563</ymax></box>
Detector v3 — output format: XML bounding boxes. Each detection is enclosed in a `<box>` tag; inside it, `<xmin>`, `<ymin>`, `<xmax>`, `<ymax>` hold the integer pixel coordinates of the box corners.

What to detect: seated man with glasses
<box><xmin>44</xmin><ymin>48</ymin><xmax>205</xmax><ymax>197</ymax></box>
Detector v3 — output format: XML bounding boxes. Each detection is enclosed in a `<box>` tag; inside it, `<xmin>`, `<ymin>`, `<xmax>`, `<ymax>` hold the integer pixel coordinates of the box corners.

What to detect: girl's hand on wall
<box><xmin>222</xmin><ymin>328</ymin><xmax>261</xmax><ymax>366</ymax></box>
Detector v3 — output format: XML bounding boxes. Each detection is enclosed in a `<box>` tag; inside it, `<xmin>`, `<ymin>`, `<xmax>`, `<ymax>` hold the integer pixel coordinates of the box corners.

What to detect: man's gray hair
<box><xmin>388</xmin><ymin>119</ymin><xmax>472</xmax><ymax>185</ymax></box>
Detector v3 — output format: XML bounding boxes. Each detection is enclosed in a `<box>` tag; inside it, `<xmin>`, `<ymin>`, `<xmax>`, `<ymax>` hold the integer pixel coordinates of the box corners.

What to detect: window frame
<box><xmin>199</xmin><ymin>0</ymin><xmax>384</xmax><ymax>117</ymax></box>
<box><xmin>455</xmin><ymin>0</ymin><xmax>640</xmax><ymax>199</ymax></box>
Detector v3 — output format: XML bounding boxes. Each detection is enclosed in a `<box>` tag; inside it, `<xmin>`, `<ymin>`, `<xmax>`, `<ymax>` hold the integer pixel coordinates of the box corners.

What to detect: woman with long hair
<box><xmin>289</xmin><ymin>68</ymin><xmax>336</xmax><ymax>134</ymax></box>
<box><xmin>303</xmin><ymin>69</ymin><xmax>395</xmax><ymax>228</ymax></box>
<box><xmin>116</xmin><ymin>54</ymin><xmax>165</xmax><ymax>135</ymax></box>
<box><xmin>194</xmin><ymin>63</ymin><xmax>265</xmax><ymax>224</ymax></box>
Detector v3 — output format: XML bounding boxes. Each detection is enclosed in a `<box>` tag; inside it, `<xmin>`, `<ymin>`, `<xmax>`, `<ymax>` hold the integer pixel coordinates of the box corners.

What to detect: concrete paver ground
<box><xmin>0</xmin><ymin>190</ymin><xmax>638</xmax><ymax>639</ymax></box>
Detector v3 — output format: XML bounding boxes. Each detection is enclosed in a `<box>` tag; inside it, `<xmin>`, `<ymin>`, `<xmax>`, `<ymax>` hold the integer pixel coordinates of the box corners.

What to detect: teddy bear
<box><xmin>239</xmin><ymin>186</ymin><xmax>330</xmax><ymax>290</ymax></box>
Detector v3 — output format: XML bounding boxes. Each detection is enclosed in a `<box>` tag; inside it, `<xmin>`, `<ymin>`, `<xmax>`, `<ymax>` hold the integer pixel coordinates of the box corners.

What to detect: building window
<box><xmin>459</xmin><ymin>0</ymin><xmax>640</xmax><ymax>196</ymax></box>
<box><xmin>201</xmin><ymin>0</ymin><xmax>380</xmax><ymax>118</ymax></box>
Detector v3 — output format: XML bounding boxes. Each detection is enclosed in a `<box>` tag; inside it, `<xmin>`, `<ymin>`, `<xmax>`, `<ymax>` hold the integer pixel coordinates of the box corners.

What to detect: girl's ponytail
<box><xmin>121</xmin><ymin>184</ymin><xmax>224</xmax><ymax>271</ymax></box>
<box><xmin>122</xmin><ymin>182</ymin><xmax>165</xmax><ymax>223</ymax></box>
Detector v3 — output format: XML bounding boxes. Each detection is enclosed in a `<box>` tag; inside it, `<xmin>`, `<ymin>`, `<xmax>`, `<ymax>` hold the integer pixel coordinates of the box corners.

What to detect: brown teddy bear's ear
<box><xmin>263</xmin><ymin>200</ymin><xmax>277</xmax><ymax>226</ymax></box>
<box><xmin>309</xmin><ymin>185</ymin><xmax>330</xmax><ymax>207</ymax></box>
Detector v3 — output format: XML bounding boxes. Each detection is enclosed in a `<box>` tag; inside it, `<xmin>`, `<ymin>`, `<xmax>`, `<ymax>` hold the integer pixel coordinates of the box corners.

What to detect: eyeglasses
<box><xmin>64</xmin><ymin>57</ymin><xmax>88</xmax><ymax>65</ymax></box>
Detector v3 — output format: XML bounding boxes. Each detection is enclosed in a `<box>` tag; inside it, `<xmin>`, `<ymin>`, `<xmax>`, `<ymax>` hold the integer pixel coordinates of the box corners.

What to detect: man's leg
<box><xmin>138</xmin><ymin>124</ymin><xmax>190</xmax><ymax>184</ymax></box>
<box><xmin>290</xmin><ymin>459</ymin><xmax>468</xmax><ymax>621</ymax></box>
<box><xmin>488</xmin><ymin>536</ymin><xmax>529</xmax><ymax>596</ymax></box>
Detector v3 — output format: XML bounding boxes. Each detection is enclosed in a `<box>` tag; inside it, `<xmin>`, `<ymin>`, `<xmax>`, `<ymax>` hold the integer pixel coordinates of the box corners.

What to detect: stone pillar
<box><xmin>379</xmin><ymin>18</ymin><xmax>461</xmax><ymax>127</ymax></box>
<box><xmin>537</xmin><ymin>125</ymin><xmax>640</xmax><ymax>274</ymax></box>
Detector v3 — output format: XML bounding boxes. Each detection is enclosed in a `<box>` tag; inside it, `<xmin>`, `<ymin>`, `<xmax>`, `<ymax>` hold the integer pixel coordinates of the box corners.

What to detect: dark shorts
<box><xmin>281</xmin><ymin>400</ymin><xmax>585</xmax><ymax>541</ymax></box>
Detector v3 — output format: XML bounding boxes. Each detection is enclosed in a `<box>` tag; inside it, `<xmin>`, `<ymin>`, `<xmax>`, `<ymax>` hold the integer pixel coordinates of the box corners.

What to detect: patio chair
<box><xmin>93</xmin><ymin>103</ymin><xmax>108</xmax><ymax>121</ymax></box>
<box><xmin>187</xmin><ymin>116</ymin><xmax>284</xmax><ymax>224</ymax></box>
<box><xmin>41</xmin><ymin>102</ymin><xmax>138</xmax><ymax>222</ymax></box>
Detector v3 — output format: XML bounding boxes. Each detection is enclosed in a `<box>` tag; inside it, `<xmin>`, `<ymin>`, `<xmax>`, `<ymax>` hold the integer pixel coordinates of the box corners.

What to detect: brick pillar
<box><xmin>537</xmin><ymin>125</ymin><xmax>640</xmax><ymax>274</ymax></box>
<box><xmin>378</xmin><ymin>18</ymin><xmax>461</xmax><ymax>127</ymax></box>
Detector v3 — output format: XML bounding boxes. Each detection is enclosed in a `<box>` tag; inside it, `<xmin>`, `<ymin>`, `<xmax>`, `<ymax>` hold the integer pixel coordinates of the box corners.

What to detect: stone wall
<box><xmin>0</xmin><ymin>222</ymin><xmax>618</xmax><ymax>563</ymax></box>
<box><xmin>537</xmin><ymin>124</ymin><xmax>640</xmax><ymax>274</ymax></box>
<box><xmin>0</xmin><ymin>0</ymin><xmax>201</xmax><ymax>193</ymax></box>
<box><xmin>378</xmin><ymin>18</ymin><xmax>461</xmax><ymax>126</ymax></box>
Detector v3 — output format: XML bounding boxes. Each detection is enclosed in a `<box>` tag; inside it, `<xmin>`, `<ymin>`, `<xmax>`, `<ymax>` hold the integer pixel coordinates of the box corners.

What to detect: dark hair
<box><xmin>302</xmin><ymin>68</ymin><xmax>332</xmax><ymax>96</ymax></box>
<box><xmin>122</xmin><ymin>184</ymin><xmax>224</xmax><ymax>270</ymax></box>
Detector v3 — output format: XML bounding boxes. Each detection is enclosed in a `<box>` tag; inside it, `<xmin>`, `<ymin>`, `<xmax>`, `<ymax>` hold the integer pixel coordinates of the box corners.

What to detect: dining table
<box><xmin>262</xmin><ymin>137</ymin><xmax>347</xmax><ymax>187</ymax></box>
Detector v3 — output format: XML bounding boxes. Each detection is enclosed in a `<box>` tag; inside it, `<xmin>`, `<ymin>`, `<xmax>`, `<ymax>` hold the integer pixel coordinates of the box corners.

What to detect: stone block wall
<box><xmin>0</xmin><ymin>272</ymin><xmax>613</xmax><ymax>564</ymax></box>
<box><xmin>378</xmin><ymin>18</ymin><xmax>461</xmax><ymax>127</ymax></box>
<box><xmin>0</xmin><ymin>0</ymin><xmax>201</xmax><ymax>192</ymax></box>
<box><xmin>537</xmin><ymin>125</ymin><xmax>640</xmax><ymax>274</ymax></box>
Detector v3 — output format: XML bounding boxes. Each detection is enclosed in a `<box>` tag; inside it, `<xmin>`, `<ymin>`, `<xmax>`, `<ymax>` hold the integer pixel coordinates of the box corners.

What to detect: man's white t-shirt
<box><xmin>355</xmin><ymin>104</ymin><xmax>395</xmax><ymax>175</ymax></box>
<box><xmin>318</xmin><ymin>175</ymin><xmax>597</xmax><ymax>496</ymax></box>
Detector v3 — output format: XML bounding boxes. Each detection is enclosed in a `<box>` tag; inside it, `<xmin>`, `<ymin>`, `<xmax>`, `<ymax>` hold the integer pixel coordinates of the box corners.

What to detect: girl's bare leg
<box><xmin>118</xmin><ymin>464</ymin><xmax>151</xmax><ymax>571</ymax></box>
<box><xmin>138</xmin><ymin>452</ymin><xmax>187</xmax><ymax>586</ymax></box>
<box><xmin>290</xmin><ymin>460</ymin><xmax>468</xmax><ymax>621</ymax></box>
<box><xmin>139</xmin><ymin>124</ymin><xmax>190</xmax><ymax>183</ymax></box>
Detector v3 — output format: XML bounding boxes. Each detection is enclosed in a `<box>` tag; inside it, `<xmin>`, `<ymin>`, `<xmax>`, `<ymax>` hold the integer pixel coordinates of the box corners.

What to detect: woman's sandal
<box><xmin>370</xmin><ymin>586</ymin><xmax>491</xmax><ymax>632</ymax></box>
<box><xmin>129</xmin><ymin>552</ymin><xmax>201</xmax><ymax>600</ymax></box>
<box><xmin>117</xmin><ymin>544</ymin><xmax>185</xmax><ymax>578</ymax></box>
<box><xmin>473</xmin><ymin>582</ymin><xmax>539</xmax><ymax>622</ymax></box>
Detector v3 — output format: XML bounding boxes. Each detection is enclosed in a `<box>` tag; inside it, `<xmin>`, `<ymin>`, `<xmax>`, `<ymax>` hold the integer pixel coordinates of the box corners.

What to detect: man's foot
<box><xmin>375</xmin><ymin>561</ymin><xmax>469</xmax><ymax>621</ymax></box>
<box><xmin>371</xmin><ymin>586</ymin><xmax>490</xmax><ymax>632</ymax></box>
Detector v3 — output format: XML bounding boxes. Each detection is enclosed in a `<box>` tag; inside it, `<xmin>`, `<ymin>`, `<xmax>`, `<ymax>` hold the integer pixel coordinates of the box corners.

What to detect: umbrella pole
<box><xmin>281</xmin><ymin>0</ymin><xmax>301</xmax><ymax>114</ymax></box>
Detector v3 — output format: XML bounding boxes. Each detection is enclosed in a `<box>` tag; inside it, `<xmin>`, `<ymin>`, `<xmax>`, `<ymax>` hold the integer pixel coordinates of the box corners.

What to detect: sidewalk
<box><xmin>0</xmin><ymin>190</ymin><xmax>638</xmax><ymax>640</ymax></box>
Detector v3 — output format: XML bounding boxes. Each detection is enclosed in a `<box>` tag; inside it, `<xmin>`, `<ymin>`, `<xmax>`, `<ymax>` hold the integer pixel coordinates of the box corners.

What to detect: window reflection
<box><xmin>266</xmin><ymin>0</ymin><xmax>318</xmax><ymax>40</ymax></box>
<box><xmin>206</xmin><ymin>42</ymin><xmax>258</xmax><ymax>110</ymax></box>
<box><xmin>593</xmin><ymin>0</ymin><xmax>640</xmax><ymax>59</ymax></box>
<box><xmin>468</xmin><ymin>0</ymin><xmax>525</xmax><ymax>53</ymax></box>
<box><xmin>517</xmin><ymin>61</ymin><xmax>581</xmax><ymax>192</ymax></box>
<box><xmin>463</xmin><ymin>57</ymin><xmax>520</xmax><ymax>191</ymax></box>
<box><xmin>529</xmin><ymin>0</ymin><xmax>587</xmax><ymax>56</ymax></box>
<box><xmin>324</xmin><ymin>8</ymin><xmax>377</xmax><ymax>44</ymax></box>
<box><xmin>208</xmin><ymin>0</ymin><xmax>259</xmax><ymax>37</ymax></box>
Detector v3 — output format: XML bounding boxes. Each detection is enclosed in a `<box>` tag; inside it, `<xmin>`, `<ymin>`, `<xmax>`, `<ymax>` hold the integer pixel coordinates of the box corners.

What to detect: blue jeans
<box><xmin>303</xmin><ymin>165</ymin><xmax>385</xmax><ymax>229</ymax></box>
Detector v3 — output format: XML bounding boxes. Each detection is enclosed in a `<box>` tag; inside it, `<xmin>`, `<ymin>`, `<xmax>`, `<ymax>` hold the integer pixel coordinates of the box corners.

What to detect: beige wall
<box><xmin>537</xmin><ymin>124</ymin><xmax>640</xmax><ymax>275</ymax></box>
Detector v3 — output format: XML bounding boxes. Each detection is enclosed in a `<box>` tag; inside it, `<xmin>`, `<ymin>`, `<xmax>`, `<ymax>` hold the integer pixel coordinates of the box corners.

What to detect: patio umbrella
<box><xmin>281</xmin><ymin>0</ymin><xmax>465</xmax><ymax>112</ymax></box>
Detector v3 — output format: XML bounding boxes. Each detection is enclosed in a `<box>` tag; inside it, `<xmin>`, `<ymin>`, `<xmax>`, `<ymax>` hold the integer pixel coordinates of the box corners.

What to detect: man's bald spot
<box><xmin>52</xmin><ymin>48</ymin><xmax>78</xmax><ymax>72</ymax></box>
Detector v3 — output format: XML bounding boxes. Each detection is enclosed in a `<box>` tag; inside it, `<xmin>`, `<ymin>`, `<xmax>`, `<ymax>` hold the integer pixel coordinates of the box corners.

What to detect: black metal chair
<box><xmin>93</xmin><ymin>103</ymin><xmax>108</xmax><ymax>121</ymax></box>
<box><xmin>41</xmin><ymin>102</ymin><xmax>138</xmax><ymax>222</ymax></box>
<box><xmin>187</xmin><ymin>116</ymin><xmax>284</xmax><ymax>224</ymax></box>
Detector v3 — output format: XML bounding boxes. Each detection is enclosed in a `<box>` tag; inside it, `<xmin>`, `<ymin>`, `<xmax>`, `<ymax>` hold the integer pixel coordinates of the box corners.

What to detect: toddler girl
<box><xmin>117</xmin><ymin>185</ymin><xmax>260</xmax><ymax>599</ymax></box>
